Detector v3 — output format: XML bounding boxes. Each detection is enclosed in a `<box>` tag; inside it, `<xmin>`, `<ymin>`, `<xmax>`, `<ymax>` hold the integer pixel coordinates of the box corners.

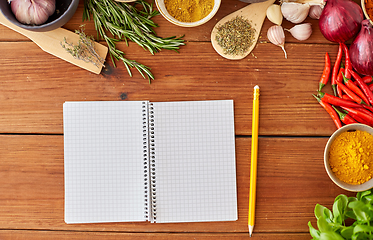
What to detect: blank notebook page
<box><xmin>151</xmin><ymin>100</ymin><xmax>237</xmax><ymax>223</ymax></box>
<box><xmin>64</xmin><ymin>101</ymin><xmax>146</xmax><ymax>224</ymax></box>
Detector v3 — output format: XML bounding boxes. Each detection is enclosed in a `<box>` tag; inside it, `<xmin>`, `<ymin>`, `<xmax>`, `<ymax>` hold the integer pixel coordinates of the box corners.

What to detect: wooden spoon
<box><xmin>0</xmin><ymin>13</ymin><xmax>108</xmax><ymax>74</ymax></box>
<box><xmin>211</xmin><ymin>0</ymin><xmax>275</xmax><ymax>60</ymax></box>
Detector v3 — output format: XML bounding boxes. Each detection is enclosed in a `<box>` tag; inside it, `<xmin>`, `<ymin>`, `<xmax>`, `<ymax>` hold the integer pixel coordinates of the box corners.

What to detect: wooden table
<box><xmin>0</xmin><ymin>0</ymin><xmax>361</xmax><ymax>239</ymax></box>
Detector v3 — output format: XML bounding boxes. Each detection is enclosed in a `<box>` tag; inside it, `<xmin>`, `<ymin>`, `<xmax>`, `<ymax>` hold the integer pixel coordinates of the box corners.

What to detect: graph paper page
<box><xmin>63</xmin><ymin>101</ymin><xmax>147</xmax><ymax>224</ymax></box>
<box><xmin>151</xmin><ymin>100</ymin><xmax>238</xmax><ymax>223</ymax></box>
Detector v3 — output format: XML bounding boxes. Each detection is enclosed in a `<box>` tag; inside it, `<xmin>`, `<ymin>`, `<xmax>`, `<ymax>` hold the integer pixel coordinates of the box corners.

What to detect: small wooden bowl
<box><xmin>155</xmin><ymin>0</ymin><xmax>221</xmax><ymax>27</ymax></box>
<box><xmin>324</xmin><ymin>123</ymin><xmax>373</xmax><ymax>192</ymax></box>
<box><xmin>362</xmin><ymin>0</ymin><xmax>373</xmax><ymax>25</ymax></box>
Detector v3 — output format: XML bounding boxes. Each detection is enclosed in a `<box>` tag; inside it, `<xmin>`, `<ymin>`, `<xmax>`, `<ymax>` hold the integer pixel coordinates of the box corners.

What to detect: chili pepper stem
<box><xmin>332</xmin><ymin>84</ymin><xmax>337</xmax><ymax>96</ymax></box>
<box><xmin>313</xmin><ymin>94</ymin><xmax>342</xmax><ymax>128</ymax></box>
<box><xmin>313</xmin><ymin>94</ymin><xmax>321</xmax><ymax>102</ymax></box>
<box><xmin>319</xmin><ymin>83</ymin><xmax>325</xmax><ymax>92</ymax></box>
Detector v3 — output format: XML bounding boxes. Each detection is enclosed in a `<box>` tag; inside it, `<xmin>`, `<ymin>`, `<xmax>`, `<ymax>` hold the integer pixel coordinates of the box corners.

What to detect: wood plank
<box><xmin>0</xmin><ymin>40</ymin><xmax>339</xmax><ymax>135</ymax></box>
<box><xmin>0</xmin><ymin>230</ymin><xmax>312</xmax><ymax>239</ymax></box>
<box><xmin>0</xmin><ymin>135</ymin><xmax>354</xmax><ymax>233</ymax></box>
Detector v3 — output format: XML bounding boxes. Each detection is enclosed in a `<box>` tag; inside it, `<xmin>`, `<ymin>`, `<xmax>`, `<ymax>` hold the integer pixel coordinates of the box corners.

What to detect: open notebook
<box><xmin>63</xmin><ymin>100</ymin><xmax>238</xmax><ymax>224</ymax></box>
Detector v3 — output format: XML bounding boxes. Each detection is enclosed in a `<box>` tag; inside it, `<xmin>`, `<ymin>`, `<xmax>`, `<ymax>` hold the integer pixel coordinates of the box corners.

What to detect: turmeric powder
<box><xmin>365</xmin><ymin>0</ymin><xmax>373</xmax><ymax>21</ymax></box>
<box><xmin>329</xmin><ymin>130</ymin><xmax>373</xmax><ymax>185</ymax></box>
<box><xmin>164</xmin><ymin>0</ymin><xmax>214</xmax><ymax>23</ymax></box>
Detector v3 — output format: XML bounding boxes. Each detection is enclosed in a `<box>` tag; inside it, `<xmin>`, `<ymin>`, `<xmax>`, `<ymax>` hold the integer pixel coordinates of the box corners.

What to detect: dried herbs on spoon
<box><xmin>215</xmin><ymin>16</ymin><xmax>256</xmax><ymax>56</ymax></box>
<box><xmin>83</xmin><ymin>0</ymin><xmax>185</xmax><ymax>82</ymax></box>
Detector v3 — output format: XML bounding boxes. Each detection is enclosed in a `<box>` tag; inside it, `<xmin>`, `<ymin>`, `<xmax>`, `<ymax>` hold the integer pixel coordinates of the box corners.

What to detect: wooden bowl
<box><xmin>0</xmin><ymin>0</ymin><xmax>79</xmax><ymax>32</ymax></box>
<box><xmin>155</xmin><ymin>0</ymin><xmax>221</xmax><ymax>27</ymax></box>
<box><xmin>324</xmin><ymin>123</ymin><xmax>373</xmax><ymax>192</ymax></box>
<box><xmin>362</xmin><ymin>0</ymin><xmax>373</xmax><ymax>25</ymax></box>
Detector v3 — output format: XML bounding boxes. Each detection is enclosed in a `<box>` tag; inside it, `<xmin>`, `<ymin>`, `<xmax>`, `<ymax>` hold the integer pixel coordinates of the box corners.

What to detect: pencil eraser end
<box><xmin>254</xmin><ymin>85</ymin><xmax>259</xmax><ymax>89</ymax></box>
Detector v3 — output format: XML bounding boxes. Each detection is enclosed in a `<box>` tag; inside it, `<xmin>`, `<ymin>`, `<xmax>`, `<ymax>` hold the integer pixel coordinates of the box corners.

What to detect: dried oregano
<box><xmin>215</xmin><ymin>16</ymin><xmax>256</xmax><ymax>56</ymax></box>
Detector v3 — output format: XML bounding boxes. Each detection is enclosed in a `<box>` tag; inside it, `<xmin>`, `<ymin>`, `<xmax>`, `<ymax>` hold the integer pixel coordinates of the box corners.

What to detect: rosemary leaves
<box><xmin>215</xmin><ymin>16</ymin><xmax>256</xmax><ymax>56</ymax></box>
<box><xmin>83</xmin><ymin>0</ymin><xmax>185</xmax><ymax>82</ymax></box>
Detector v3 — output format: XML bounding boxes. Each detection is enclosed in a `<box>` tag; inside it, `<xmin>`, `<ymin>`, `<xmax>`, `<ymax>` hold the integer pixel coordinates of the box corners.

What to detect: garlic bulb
<box><xmin>281</xmin><ymin>2</ymin><xmax>310</xmax><ymax>24</ymax></box>
<box><xmin>266</xmin><ymin>4</ymin><xmax>283</xmax><ymax>25</ymax></box>
<box><xmin>267</xmin><ymin>25</ymin><xmax>287</xmax><ymax>59</ymax></box>
<box><xmin>286</xmin><ymin>23</ymin><xmax>313</xmax><ymax>41</ymax></box>
<box><xmin>10</xmin><ymin>0</ymin><xmax>56</xmax><ymax>25</ymax></box>
<box><xmin>308</xmin><ymin>4</ymin><xmax>323</xmax><ymax>19</ymax></box>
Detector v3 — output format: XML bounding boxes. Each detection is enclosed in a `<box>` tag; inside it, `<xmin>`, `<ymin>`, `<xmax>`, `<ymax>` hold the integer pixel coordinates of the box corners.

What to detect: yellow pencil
<box><xmin>248</xmin><ymin>85</ymin><xmax>260</xmax><ymax>237</ymax></box>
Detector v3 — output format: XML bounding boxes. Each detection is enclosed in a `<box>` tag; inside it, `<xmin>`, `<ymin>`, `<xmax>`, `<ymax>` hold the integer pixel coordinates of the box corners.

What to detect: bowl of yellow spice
<box><xmin>324</xmin><ymin>123</ymin><xmax>373</xmax><ymax>192</ymax></box>
<box><xmin>155</xmin><ymin>0</ymin><xmax>220</xmax><ymax>27</ymax></box>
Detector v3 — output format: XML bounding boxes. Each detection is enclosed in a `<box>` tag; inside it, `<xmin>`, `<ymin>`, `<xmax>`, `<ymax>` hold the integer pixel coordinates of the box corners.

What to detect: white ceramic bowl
<box><xmin>362</xmin><ymin>0</ymin><xmax>373</xmax><ymax>25</ymax></box>
<box><xmin>155</xmin><ymin>0</ymin><xmax>221</xmax><ymax>27</ymax></box>
<box><xmin>324</xmin><ymin>123</ymin><xmax>373</xmax><ymax>192</ymax></box>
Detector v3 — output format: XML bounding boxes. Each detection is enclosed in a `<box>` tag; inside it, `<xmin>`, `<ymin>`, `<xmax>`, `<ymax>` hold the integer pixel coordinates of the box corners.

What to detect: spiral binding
<box><xmin>142</xmin><ymin>102</ymin><xmax>150</xmax><ymax>221</ymax></box>
<box><xmin>149</xmin><ymin>103</ymin><xmax>157</xmax><ymax>223</ymax></box>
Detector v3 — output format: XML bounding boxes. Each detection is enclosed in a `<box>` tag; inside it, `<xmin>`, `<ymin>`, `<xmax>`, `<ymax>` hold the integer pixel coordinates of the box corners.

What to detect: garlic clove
<box><xmin>308</xmin><ymin>4</ymin><xmax>323</xmax><ymax>19</ymax></box>
<box><xmin>10</xmin><ymin>0</ymin><xmax>55</xmax><ymax>25</ymax></box>
<box><xmin>281</xmin><ymin>0</ymin><xmax>324</xmax><ymax>6</ymax></box>
<box><xmin>266</xmin><ymin>4</ymin><xmax>283</xmax><ymax>26</ymax></box>
<box><xmin>267</xmin><ymin>25</ymin><xmax>287</xmax><ymax>59</ymax></box>
<box><xmin>281</xmin><ymin>2</ymin><xmax>310</xmax><ymax>24</ymax></box>
<box><xmin>287</xmin><ymin>23</ymin><xmax>313</xmax><ymax>41</ymax></box>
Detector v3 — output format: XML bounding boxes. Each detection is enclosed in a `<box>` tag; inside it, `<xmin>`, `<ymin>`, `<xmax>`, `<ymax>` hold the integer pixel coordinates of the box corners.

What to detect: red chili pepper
<box><xmin>356</xmin><ymin>107</ymin><xmax>373</xmax><ymax>118</ymax></box>
<box><xmin>318</xmin><ymin>91</ymin><xmax>362</xmax><ymax>108</ymax></box>
<box><xmin>336</xmin><ymin>81</ymin><xmax>364</xmax><ymax>104</ymax></box>
<box><xmin>368</xmin><ymin>84</ymin><xmax>373</xmax><ymax>91</ymax></box>
<box><xmin>341</xmin><ymin>43</ymin><xmax>352</xmax><ymax>79</ymax></box>
<box><xmin>342</xmin><ymin>73</ymin><xmax>370</xmax><ymax>104</ymax></box>
<box><xmin>348</xmin><ymin>112</ymin><xmax>371</xmax><ymax>125</ymax></box>
<box><xmin>341</xmin><ymin>106</ymin><xmax>373</xmax><ymax>125</ymax></box>
<box><xmin>362</xmin><ymin>76</ymin><xmax>373</xmax><ymax>84</ymax></box>
<box><xmin>318</xmin><ymin>52</ymin><xmax>331</xmax><ymax>92</ymax></box>
<box><xmin>313</xmin><ymin>95</ymin><xmax>342</xmax><ymax>129</ymax></box>
<box><xmin>336</xmin><ymin>67</ymin><xmax>344</xmax><ymax>98</ymax></box>
<box><xmin>342</xmin><ymin>94</ymin><xmax>353</xmax><ymax>101</ymax></box>
<box><xmin>363</xmin><ymin>104</ymin><xmax>373</xmax><ymax>113</ymax></box>
<box><xmin>332</xmin><ymin>106</ymin><xmax>357</xmax><ymax>125</ymax></box>
<box><xmin>331</xmin><ymin>43</ymin><xmax>343</xmax><ymax>96</ymax></box>
<box><xmin>349</xmin><ymin>69</ymin><xmax>373</xmax><ymax>105</ymax></box>
<box><xmin>370</xmin><ymin>84</ymin><xmax>373</xmax><ymax>92</ymax></box>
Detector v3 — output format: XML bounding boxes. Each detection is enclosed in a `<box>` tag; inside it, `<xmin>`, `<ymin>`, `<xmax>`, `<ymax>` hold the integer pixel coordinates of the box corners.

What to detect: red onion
<box><xmin>318</xmin><ymin>0</ymin><xmax>363</xmax><ymax>43</ymax></box>
<box><xmin>9</xmin><ymin>0</ymin><xmax>56</xmax><ymax>25</ymax></box>
<box><xmin>350</xmin><ymin>19</ymin><xmax>373</xmax><ymax>76</ymax></box>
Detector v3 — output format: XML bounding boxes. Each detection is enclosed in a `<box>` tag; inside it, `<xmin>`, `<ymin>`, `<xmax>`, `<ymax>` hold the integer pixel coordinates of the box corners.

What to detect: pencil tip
<box><xmin>248</xmin><ymin>225</ymin><xmax>254</xmax><ymax>237</ymax></box>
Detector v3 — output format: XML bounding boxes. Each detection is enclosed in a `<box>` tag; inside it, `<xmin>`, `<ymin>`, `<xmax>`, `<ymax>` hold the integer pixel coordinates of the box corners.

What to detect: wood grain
<box><xmin>0</xmin><ymin>0</ymin><xmax>363</xmax><ymax>239</ymax></box>
<box><xmin>0</xmin><ymin>230</ymin><xmax>313</xmax><ymax>240</ymax></box>
<box><xmin>0</xmin><ymin>136</ymin><xmax>354</xmax><ymax>233</ymax></box>
<box><xmin>0</xmin><ymin>230</ymin><xmax>314</xmax><ymax>239</ymax></box>
<box><xmin>0</xmin><ymin>41</ymin><xmax>339</xmax><ymax>135</ymax></box>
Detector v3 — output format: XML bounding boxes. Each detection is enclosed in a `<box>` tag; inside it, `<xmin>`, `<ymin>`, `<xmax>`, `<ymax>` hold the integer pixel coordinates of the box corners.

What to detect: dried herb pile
<box><xmin>215</xmin><ymin>16</ymin><xmax>256</xmax><ymax>56</ymax></box>
<box><xmin>83</xmin><ymin>0</ymin><xmax>185</xmax><ymax>82</ymax></box>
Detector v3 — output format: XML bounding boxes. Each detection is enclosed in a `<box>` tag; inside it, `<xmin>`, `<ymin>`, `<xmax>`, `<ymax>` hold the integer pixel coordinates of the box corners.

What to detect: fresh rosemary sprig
<box><xmin>83</xmin><ymin>0</ymin><xmax>185</xmax><ymax>82</ymax></box>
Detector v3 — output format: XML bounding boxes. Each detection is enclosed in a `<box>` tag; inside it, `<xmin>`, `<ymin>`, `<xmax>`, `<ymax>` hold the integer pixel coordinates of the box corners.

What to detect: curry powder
<box><xmin>164</xmin><ymin>0</ymin><xmax>214</xmax><ymax>23</ymax></box>
<box><xmin>329</xmin><ymin>130</ymin><xmax>373</xmax><ymax>185</ymax></box>
<box><xmin>365</xmin><ymin>0</ymin><xmax>373</xmax><ymax>21</ymax></box>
